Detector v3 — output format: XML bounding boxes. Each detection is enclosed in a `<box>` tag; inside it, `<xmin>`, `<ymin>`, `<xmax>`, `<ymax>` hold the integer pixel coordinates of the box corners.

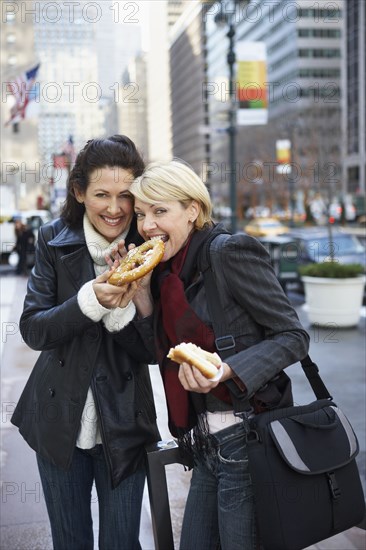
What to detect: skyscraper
<box><xmin>342</xmin><ymin>0</ymin><xmax>365</xmax><ymax>195</ymax></box>
<box><xmin>33</xmin><ymin>0</ymin><xmax>142</xmax><ymax>165</ymax></box>
<box><xmin>34</xmin><ymin>1</ymin><xmax>104</xmax><ymax>164</ymax></box>
<box><xmin>1</xmin><ymin>0</ymin><xmax>40</xmax><ymax>210</ymax></box>
<box><xmin>146</xmin><ymin>0</ymin><xmax>187</xmax><ymax>161</ymax></box>
<box><xmin>204</xmin><ymin>0</ymin><xmax>344</xmax><ymax>211</ymax></box>
<box><xmin>118</xmin><ymin>53</ymin><xmax>149</xmax><ymax>159</ymax></box>
<box><xmin>170</xmin><ymin>2</ymin><xmax>210</xmax><ymax>179</ymax></box>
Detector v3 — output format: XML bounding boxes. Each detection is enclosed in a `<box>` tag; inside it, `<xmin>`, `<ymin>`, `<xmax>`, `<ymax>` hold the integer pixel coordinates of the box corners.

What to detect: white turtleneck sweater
<box><xmin>75</xmin><ymin>214</ymin><xmax>136</xmax><ymax>449</ymax></box>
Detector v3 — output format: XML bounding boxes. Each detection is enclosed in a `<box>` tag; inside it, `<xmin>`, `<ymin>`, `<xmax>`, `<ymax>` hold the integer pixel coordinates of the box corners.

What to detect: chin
<box><xmin>104</xmin><ymin>224</ymin><xmax>127</xmax><ymax>238</ymax></box>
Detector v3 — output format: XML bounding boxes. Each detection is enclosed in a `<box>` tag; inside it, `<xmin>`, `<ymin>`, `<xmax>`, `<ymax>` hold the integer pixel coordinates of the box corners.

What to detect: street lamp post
<box><xmin>227</xmin><ymin>23</ymin><xmax>237</xmax><ymax>234</ymax></box>
<box><xmin>288</xmin><ymin>122</ymin><xmax>296</xmax><ymax>228</ymax></box>
<box><xmin>215</xmin><ymin>0</ymin><xmax>250</xmax><ymax>234</ymax></box>
<box><xmin>286</xmin><ymin>118</ymin><xmax>305</xmax><ymax>227</ymax></box>
<box><xmin>214</xmin><ymin>1</ymin><xmax>239</xmax><ymax>234</ymax></box>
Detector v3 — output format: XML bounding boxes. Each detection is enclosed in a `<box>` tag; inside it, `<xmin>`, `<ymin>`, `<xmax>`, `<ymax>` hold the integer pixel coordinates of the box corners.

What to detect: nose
<box><xmin>107</xmin><ymin>197</ymin><xmax>121</xmax><ymax>215</ymax></box>
<box><xmin>141</xmin><ymin>213</ymin><xmax>157</xmax><ymax>233</ymax></box>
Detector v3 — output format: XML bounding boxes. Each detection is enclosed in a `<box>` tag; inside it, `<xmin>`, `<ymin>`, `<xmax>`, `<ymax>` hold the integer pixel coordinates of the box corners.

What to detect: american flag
<box><xmin>62</xmin><ymin>135</ymin><xmax>77</xmax><ymax>166</ymax></box>
<box><xmin>53</xmin><ymin>154</ymin><xmax>69</xmax><ymax>170</ymax></box>
<box><xmin>5</xmin><ymin>63</ymin><xmax>41</xmax><ymax>126</ymax></box>
<box><xmin>53</xmin><ymin>136</ymin><xmax>76</xmax><ymax>171</ymax></box>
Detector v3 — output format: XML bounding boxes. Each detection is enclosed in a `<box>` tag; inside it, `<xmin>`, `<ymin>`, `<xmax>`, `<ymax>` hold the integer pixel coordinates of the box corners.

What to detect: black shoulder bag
<box><xmin>201</xmin><ymin>236</ymin><xmax>365</xmax><ymax>550</ymax></box>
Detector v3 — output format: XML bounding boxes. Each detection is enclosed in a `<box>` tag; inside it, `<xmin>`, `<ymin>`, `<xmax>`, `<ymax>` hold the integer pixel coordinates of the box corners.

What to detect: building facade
<box><xmin>341</xmin><ymin>0</ymin><xmax>365</xmax><ymax>196</ymax></box>
<box><xmin>169</xmin><ymin>1</ymin><xmax>210</xmax><ymax>180</ymax></box>
<box><xmin>146</xmin><ymin>0</ymin><xmax>187</xmax><ymax>162</ymax></box>
<box><xmin>1</xmin><ymin>0</ymin><xmax>40</xmax><ymax>210</ymax></box>
<box><xmin>118</xmin><ymin>53</ymin><xmax>149</xmax><ymax>160</ymax></box>
<box><xmin>33</xmin><ymin>1</ymin><xmax>104</xmax><ymax>165</ymax></box>
<box><xmin>2</xmin><ymin>0</ymin><xmax>144</xmax><ymax>214</ymax></box>
<box><xmin>205</xmin><ymin>0</ymin><xmax>344</xmax><ymax>217</ymax></box>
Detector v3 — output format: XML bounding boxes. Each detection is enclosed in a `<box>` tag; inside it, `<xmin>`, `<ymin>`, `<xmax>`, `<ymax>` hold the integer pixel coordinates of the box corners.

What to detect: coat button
<box><xmin>135</xmin><ymin>410</ymin><xmax>143</xmax><ymax>418</ymax></box>
<box><xmin>59</xmin><ymin>359</ymin><xmax>64</xmax><ymax>367</ymax></box>
<box><xmin>125</xmin><ymin>373</ymin><xmax>132</xmax><ymax>381</ymax></box>
<box><xmin>48</xmin><ymin>388</ymin><xmax>55</xmax><ymax>397</ymax></box>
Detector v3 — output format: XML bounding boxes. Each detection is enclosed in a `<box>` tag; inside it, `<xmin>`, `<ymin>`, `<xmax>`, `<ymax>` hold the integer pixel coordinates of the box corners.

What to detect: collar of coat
<box><xmin>47</xmin><ymin>222</ymin><xmax>86</xmax><ymax>247</ymax></box>
<box><xmin>46</xmin><ymin>216</ymin><xmax>140</xmax><ymax>249</ymax></box>
<box><xmin>43</xmin><ymin>218</ymin><xmax>143</xmax><ymax>290</ymax></box>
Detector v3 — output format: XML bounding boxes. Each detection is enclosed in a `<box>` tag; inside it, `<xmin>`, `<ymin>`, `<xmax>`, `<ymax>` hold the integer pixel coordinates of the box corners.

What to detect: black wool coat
<box><xmin>11</xmin><ymin>218</ymin><xmax>160</xmax><ymax>488</ymax></box>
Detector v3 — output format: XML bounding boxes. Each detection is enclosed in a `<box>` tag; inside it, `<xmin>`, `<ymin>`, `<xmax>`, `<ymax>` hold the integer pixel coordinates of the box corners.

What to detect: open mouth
<box><xmin>101</xmin><ymin>216</ymin><xmax>123</xmax><ymax>226</ymax></box>
<box><xmin>149</xmin><ymin>234</ymin><xmax>169</xmax><ymax>243</ymax></box>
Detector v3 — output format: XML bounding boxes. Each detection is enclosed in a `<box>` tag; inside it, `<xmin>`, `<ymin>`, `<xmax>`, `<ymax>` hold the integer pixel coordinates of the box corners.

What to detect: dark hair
<box><xmin>60</xmin><ymin>135</ymin><xmax>145</xmax><ymax>226</ymax></box>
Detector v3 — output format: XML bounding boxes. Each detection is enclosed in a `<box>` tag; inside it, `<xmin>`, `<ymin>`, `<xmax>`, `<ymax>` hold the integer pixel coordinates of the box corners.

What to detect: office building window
<box><xmin>299</xmin><ymin>49</ymin><xmax>340</xmax><ymax>58</ymax></box>
<box><xmin>6</xmin><ymin>33</ymin><xmax>16</xmax><ymax>44</ymax></box>
<box><xmin>8</xmin><ymin>55</ymin><xmax>17</xmax><ymax>66</ymax></box>
<box><xmin>298</xmin><ymin>68</ymin><xmax>340</xmax><ymax>78</ymax></box>
<box><xmin>298</xmin><ymin>29</ymin><xmax>341</xmax><ymax>38</ymax></box>
<box><xmin>347</xmin><ymin>166</ymin><xmax>359</xmax><ymax>193</ymax></box>
<box><xmin>298</xmin><ymin>8</ymin><xmax>342</xmax><ymax>19</ymax></box>
<box><xmin>5</xmin><ymin>12</ymin><xmax>15</xmax><ymax>23</ymax></box>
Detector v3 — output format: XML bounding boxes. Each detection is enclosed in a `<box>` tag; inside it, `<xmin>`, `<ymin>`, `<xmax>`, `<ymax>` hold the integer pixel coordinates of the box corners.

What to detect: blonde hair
<box><xmin>130</xmin><ymin>160</ymin><xmax>213</xmax><ymax>230</ymax></box>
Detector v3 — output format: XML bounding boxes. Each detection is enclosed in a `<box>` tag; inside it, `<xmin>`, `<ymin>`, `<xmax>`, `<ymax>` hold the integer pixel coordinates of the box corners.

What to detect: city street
<box><xmin>1</xmin><ymin>270</ymin><xmax>365</xmax><ymax>550</ymax></box>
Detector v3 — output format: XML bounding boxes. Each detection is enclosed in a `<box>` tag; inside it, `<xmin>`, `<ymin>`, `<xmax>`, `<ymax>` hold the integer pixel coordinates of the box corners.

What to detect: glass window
<box><xmin>7</xmin><ymin>33</ymin><xmax>16</xmax><ymax>44</ymax></box>
<box><xmin>8</xmin><ymin>55</ymin><xmax>17</xmax><ymax>66</ymax></box>
<box><xmin>5</xmin><ymin>12</ymin><xmax>15</xmax><ymax>23</ymax></box>
<box><xmin>305</xmin><ymin>235</ymin><xmax>364</xmax><ymax>257</ymax></box>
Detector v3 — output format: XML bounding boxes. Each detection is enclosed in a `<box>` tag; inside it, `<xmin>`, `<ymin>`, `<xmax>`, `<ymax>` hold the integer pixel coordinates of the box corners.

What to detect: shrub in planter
<box><xmin>299</xmin><ymin>262</ymin><xmax>364</xmax><ymax>279</ymax></box>
<box><xmin>299</xmin><ymin>262</ymin><xmax>365</xmax><ymax>327</ymax></box>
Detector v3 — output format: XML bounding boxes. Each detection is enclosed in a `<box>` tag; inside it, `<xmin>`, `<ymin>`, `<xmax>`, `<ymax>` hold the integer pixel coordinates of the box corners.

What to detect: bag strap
<box><xmin>201</xmin><ymin>235</ymin><xmax>333</xmax><ymax>401</ymax></box>
<box><xmin>298</xmin><ymin>354</ymin><xmax>332</xmax><ymax>400</ymax></box>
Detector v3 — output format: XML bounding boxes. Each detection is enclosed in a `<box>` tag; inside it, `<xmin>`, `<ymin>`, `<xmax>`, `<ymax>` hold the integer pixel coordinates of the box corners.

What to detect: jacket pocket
<box><xmin>135</xmin><ymin>370</ymin><xmax>157</xmax><ymax>422</ymax></box>
<box><xmin>36</xmin><ymin>353</ymin><xmax>57</xmax><ymax>399</ymax></box>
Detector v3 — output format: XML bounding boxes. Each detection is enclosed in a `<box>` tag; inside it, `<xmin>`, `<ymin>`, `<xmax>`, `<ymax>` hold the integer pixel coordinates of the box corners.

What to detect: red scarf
<box><xmin>155</xmin><ymin>232</ymin><xmax>231</xmax><ymax>435</ymax></box>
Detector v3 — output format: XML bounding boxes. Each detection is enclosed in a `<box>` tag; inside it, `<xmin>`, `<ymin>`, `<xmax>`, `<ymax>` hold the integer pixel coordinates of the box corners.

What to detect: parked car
<box><xmin>286</xmin><ymin>227</ymin><xmax>366</xmax><ymax>268</ymax></box>
<box><xmin>244</xmin><ymin>217</ymin><xmax>289</xmax><ymax>237</ymax></box>
<box><xmin>258</xmin><ymin>228</ymin><xmax>366</xmax><ymax>295</ymax></box>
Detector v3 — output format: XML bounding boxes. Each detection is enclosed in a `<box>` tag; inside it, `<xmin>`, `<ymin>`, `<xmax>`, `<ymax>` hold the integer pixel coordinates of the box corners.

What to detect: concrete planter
<box><xmin>301</xmin><ymin>275</ymin><xmax>366</xmax><ymax>327</ymax></box>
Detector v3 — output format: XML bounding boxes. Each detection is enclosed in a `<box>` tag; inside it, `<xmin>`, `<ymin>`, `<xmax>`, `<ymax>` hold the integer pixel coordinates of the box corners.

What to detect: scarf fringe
<box><xmin>176</xmin><ymin>413</ymin><xmax>218</xmax><ymax>468</ymax></box>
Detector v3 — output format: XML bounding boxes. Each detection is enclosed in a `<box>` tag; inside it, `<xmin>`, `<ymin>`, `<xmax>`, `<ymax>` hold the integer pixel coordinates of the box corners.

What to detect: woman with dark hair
<box><xmin>11</xmin><ymin>136</ymin><xmax>160</xmax><ymax>550</ymax></box>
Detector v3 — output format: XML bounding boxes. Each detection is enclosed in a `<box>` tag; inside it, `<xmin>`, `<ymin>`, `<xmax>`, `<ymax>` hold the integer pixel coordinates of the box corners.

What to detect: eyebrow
<box><xmin>94</xmin><ymin>188</ymin><xmax>132</xmax><ymax>194</ymax></box>
<box><xmin>135</xmin><ymin>202</ymin><xmax>159</xmax><ymax>209</ymax></box>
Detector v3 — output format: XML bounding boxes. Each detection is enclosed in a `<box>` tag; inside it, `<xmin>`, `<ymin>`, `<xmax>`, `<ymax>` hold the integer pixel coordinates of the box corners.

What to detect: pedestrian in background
<box><xmin>129</xmin><ymin>160</ymin><xmax>310</xmax><ymax>550</ymax></box>
<box><xmin>11</xmin><ymin>135</ymin><xmax>160</xmax><ymax>550</ymax></box>
<box><xmin>13</xmin><ymin>219</ymin><xmax>35</xmax><ymax>275</ymax></box>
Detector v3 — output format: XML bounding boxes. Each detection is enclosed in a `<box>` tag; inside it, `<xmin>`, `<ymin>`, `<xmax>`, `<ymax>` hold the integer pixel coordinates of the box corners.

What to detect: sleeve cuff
<box><xmin>77</xmin><ymin>280</ymin><xmax>110</xmax><ymax>322</ymax></box>
<box><xmin>103</xmin><ymin>301</ymin><xmax>136</xmax><ymax>332</ymax></box>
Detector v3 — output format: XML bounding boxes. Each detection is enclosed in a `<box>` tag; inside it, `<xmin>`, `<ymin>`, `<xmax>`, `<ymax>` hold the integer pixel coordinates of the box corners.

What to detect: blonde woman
<box><xmin>130</xmin><ymin>160</ymin><xmax>310</xmax><ymax>550</ymax></box>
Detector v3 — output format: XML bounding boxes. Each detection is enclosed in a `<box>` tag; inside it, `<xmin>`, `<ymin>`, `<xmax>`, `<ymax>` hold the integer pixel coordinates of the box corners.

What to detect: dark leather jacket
<box><xmin>11</xmin><ymin>218</ymin><xmax>160</xmax><ymax>488</ymax></box>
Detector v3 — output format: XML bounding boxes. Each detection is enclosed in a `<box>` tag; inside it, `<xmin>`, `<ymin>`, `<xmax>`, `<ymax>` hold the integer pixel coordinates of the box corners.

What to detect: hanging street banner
<box><xmin>236</xmin><ymin>42</ymin><xmax>268</xmax><ymax>126</ymax></box>
<box><xmin>276</xmin><ymin>139</ymin><xmax>292</xmax><ymax>174</ymax></box>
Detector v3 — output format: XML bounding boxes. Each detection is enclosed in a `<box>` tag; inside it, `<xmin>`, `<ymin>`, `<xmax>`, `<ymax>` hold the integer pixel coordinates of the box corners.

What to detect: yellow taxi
<box><xmin>244</xmin><ymin>217</ymin><xmax>289</xmax><ymax>237</ymax></box>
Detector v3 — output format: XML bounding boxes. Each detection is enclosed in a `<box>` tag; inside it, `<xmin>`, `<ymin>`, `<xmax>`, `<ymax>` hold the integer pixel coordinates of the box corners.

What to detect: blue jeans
<box><xmin>37</xmin><ymin>445</ymin><xmax>145</xmax><ymax>550</ymax></box>
<box><xmin>180</xmin><ymin>421</ymin><xmax>258</xmax><ymax>550</ymax></box>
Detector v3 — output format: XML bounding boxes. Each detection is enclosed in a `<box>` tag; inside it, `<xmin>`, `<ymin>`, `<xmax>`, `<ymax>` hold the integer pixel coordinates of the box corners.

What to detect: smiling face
<box><xmin>134</xmin><ymin>199</ymin><xmax>199</xmax><ymax>261</ymax></box>
<box><xmin>75</xmin><ymin>166</ymin><xmax>135</xmax><ymax>242</ymax></box>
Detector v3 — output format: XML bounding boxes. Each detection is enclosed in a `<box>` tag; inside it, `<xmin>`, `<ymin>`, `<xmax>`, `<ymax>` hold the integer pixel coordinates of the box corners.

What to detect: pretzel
<box><xmin>108</xmin><ymin>238</ymin><xmax>165</xmax><ymax>286</ymax></box>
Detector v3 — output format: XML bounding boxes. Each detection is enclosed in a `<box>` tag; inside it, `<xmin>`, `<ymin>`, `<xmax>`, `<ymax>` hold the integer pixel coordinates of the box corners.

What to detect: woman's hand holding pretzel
<box><xmin>104</xmin><ymin>240</ymin><xmax>154</xmax><ymax>317</ymax></box>
<box><xmin>93</xmin><ymin>269</ymin><xmax>139</xmax><ymax>309</ymax></box>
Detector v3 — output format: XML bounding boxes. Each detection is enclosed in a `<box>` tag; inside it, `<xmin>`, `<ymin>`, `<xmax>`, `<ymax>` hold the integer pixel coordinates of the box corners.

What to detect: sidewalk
<box><xmin>1</xmin><ymin>274</ymin><xmax>365</xmax><ymax>550</ymax></box>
